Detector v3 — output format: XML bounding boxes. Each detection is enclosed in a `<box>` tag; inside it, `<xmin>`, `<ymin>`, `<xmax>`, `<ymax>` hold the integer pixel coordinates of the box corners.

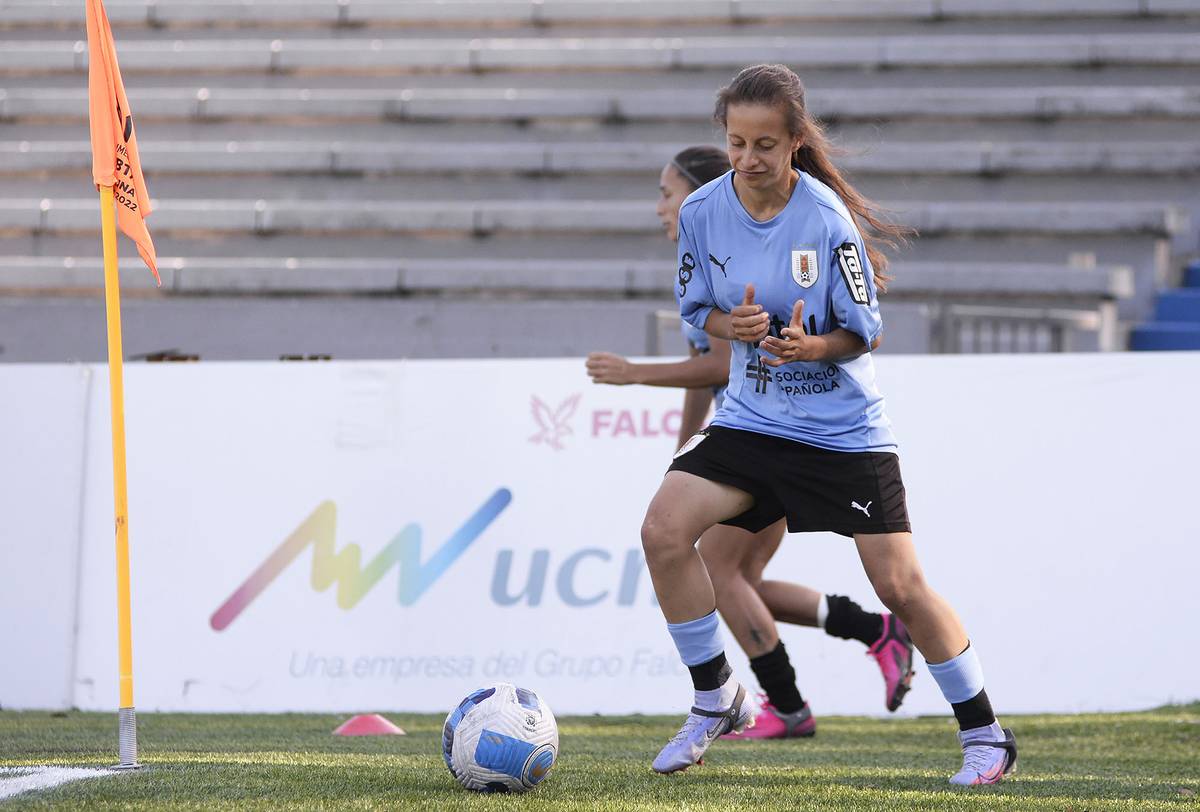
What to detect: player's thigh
<box><xmin>643</xmin><ymin>471</ymin><xmax>755</xmax><ymax>550</ymax></box>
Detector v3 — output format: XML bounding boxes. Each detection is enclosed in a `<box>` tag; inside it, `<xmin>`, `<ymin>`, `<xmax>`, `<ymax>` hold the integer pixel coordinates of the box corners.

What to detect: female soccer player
<box><xmin>643</xmin><ymin>65</ymin><xmax>1017</xmax><ymax>784</ymax></box>
<box><xmin>587</xmin><ymin>146</ymin><xmax>916</xmax><ymax>740</ymax></box>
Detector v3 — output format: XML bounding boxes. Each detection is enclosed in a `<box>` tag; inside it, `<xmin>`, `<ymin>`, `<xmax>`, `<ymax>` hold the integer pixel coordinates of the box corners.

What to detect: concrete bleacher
<box><xmin>1</xmin><ymin>0</ymin><xmax>1197</xmax><ymax>360</ymax></box>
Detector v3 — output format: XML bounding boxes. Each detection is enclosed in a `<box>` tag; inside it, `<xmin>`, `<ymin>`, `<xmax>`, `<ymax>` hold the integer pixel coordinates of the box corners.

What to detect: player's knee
<box><xmin>640</xmin><ymin>513</ymin><xmax>689</xmax><ymax>565</ymax></box>
<box><xmin>872</xmin><ymin>568</ymin><xmax>926</xmax><ymax>613</ymax></box>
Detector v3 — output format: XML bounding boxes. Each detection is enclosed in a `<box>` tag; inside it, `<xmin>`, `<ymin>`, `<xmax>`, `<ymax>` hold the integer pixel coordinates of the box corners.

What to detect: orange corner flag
<box><xmin>86</xmin><ymin>0</ymin><xmax>159</xmax><ymax>285</ymax></box>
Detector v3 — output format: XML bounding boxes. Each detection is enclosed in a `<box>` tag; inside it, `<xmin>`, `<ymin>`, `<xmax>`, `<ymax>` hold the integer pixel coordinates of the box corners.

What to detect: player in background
<box><xmin>643</xmin><ymin>65</ymin><xmax>1017</xmax><ymax>784</ymax></box>
<box><xmin>586</xmin><ymin>146</ymin><xmax>916</xmax><ymax>741</ymax></box>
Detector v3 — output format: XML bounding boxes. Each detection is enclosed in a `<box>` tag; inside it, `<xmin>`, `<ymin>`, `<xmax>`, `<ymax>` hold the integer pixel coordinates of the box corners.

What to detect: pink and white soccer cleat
<box><xmin>652</xmin><ymin>682</ymin><xmax>753</xmax><ymax>773</ymax></box>
<box><xmin>950</xmin><ymin>724</ymin><xmax>1018</xmax><ymax>786</ymax></box>
<box><xmin>867</xmin><ymin>613</ymin><xmax>916</xmax><ymax>712</ymax></box>
<box><xmin>723</xmin><ymin>697</ymin><xmax>815</xmax><ymax>740</ymax></box>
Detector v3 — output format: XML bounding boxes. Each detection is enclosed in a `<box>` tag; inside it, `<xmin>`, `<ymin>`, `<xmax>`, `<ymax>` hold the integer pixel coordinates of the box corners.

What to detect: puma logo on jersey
<box><xmin>708</xmin><ymin>254</ymin><xmax>731</xmax><ymax>277</ymax></box>
<box><xmin>851</xmin><ymin>500</ymin><xmax>873</xmax><ymax>517</ymax></box>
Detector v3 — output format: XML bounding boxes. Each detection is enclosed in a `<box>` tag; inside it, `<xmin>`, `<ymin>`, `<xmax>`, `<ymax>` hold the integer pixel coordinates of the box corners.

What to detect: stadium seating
<box><xmin>0</xmin><ymin>0</ymin><xmax>1197</xmax><ymax>359</ymax></box>
<box><xmin>1131</xmin><ymin>260</ymin><xmax>1200</xmax><ymax>350</ymax></box>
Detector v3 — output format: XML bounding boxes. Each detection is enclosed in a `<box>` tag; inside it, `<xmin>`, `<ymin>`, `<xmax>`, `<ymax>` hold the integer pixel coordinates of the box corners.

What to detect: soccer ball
<box><xmin>442</xmin><ymin>683</ymin><xmax>559</xmax><ymax>793</ymax></box>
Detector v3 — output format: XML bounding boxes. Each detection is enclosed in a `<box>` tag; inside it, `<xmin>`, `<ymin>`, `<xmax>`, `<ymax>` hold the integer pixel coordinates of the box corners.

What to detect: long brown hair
<box><xmin>714</xmin><ymin>64</ymin><xmax>910</xmax><ymax>291</ymax></box>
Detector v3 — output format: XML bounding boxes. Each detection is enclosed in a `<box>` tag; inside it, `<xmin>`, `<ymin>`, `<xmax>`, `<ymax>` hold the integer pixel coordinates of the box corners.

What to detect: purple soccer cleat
<box><xmin>950</xmin><ymin>724</ymin><xmax>1018</xmax><ymax>786</ymax></box>
<box><xmin>652</xmin><ymin>682</ymin><xmax>753</xmax><ymax>773</ymax></box>
<box><xmin>867</xmin><ymin>613</ymin><xmax>916</xmax><ymax>712</ymax></box>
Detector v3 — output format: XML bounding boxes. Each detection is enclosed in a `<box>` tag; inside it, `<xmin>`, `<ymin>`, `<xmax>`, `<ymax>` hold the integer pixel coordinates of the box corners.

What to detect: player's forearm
<box><xmin>806</xmin><ymin>328</ymin><xmax>872</xmax><ymax>362</ymax></box>
<box><xmin>676</xmin><ymin>388</ymin><xmax>714</xmax><ymax>450</ymax></box>
<box><xmin>702</xmin><ymin>310</ymin><xmax>736</xmax><ymax>342</ymax></box>
<box><xmin>628</xmin><ymin>354</ymin><xmax>728</xmax><ymax>389</ymax></box>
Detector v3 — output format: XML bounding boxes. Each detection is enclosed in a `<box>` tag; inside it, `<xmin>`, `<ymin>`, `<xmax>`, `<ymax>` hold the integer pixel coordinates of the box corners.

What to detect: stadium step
<box><xmin>1185</xmin><ymin>260</ymin><xmax>1200</xmax><ymax>288</ymax></box>
<box><xmin>0</xmin><ymin>255</ymin><xmax>1134</xmax><ymax>301</ymax></box>
<box><xmin>1131</xmin><ymin>261</ymin><xmax>1200</xmax><ymax>350</ymax></box>
<box><xmin>4</xmin><ymin>0</ymin><xmax>1199</xmax><ymax>30</ymax></box>
<box><xmin>1153</xmin><ymin>289</ymin><xmax>1200</xmax><ymax>322</ymax></box>
<box><xmin>6</xmin><ymin>139</ymin><xmax>1200</xmax><ymax>178</ymax></box>
<box><xmin>8</xmin><ymin>32</ymin><xmax>1200</xmax><ymax>74</ymax></box>
<box><xmin>0</xmin><ymin>197</ymin><xmax>1186</xmax><ymax>238</ymax></box>
<box><xmin>10</xmin><ymin>117</ymin><xmax>1200</xmax><ymax>146</ymax></box>
<box><xmin>1129</xmin><ymin>321</ymin><xmax>1200</xmax><ymax>350</ymax></box>
<box><xmin>4</xmin><ymin>84</ymin><xmax>1199</xmax><ymax>123</ymax></box>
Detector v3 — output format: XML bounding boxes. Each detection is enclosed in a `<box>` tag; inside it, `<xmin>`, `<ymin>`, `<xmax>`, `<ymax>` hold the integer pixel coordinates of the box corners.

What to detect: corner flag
<box><xmin>85</xmin><ymin>0</ymin><xmax>152</xmax><ymax>770</ymax></box>
<box><xmin>86</xmin><ymin>0</ymin><xmax>159</xmax><ymax>285</ymax></box>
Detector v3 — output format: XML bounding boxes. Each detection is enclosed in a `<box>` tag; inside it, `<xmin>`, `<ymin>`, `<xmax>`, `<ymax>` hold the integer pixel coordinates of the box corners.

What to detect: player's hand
<box><xmin>759</xmin><ymin>300</ymin><xmax>825</xmax><ymax>366</ymax></box>
<box><xmin>586</xmin><ymin>352</ymin><xmax>641</xmax><ymax>385</ymax></box>
<box><xmin>730</xmin><ymin>284</ymin><xmax>770</xmax><ymax>344</ymax></box>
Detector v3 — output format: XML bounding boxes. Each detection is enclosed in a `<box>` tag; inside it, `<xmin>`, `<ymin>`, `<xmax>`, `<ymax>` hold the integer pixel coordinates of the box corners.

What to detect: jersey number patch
<box><xmin>836</xmin><ymin>242</ymin><xmax>869</xmax><ymax>305</ymax></box>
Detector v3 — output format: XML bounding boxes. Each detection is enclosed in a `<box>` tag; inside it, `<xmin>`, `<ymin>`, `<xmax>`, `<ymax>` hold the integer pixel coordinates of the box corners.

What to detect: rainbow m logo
<box><xmin>210</xmin><ymin>489</ymin><xmax>512</xmax><ymax>631</ymax></box>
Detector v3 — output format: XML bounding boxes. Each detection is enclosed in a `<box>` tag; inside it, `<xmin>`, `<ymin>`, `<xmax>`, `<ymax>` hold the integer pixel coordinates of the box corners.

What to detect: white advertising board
<box><xmin>4</xmin><ymin>353</ymin><xmax>1199</xmax><ymax>715</ymax></box>
<box><xmin>0</xmin><ymin>365</ymin><xmax>91</xmax><ymax>710</ymax></box>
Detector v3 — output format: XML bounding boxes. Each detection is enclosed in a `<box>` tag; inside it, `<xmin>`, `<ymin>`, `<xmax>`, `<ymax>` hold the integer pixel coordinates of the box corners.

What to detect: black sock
<box><xmin>825</xmin><ymin>594</ymin><xmax>884</xmax><ymax>647</ymax></box>
<box><xmin>748</xmin><ymin>641</ymin><xmax>804</xmax><ymax>714</ymax></box>
<box><xmin>687</xmin><ymin>652</ymin><xmax>731</xmax><ymax>692</ymax></box>
<box><xmin>951</xmin><ymin>688</ymin><xmax>996</xmax><ymax>731</ymax></box>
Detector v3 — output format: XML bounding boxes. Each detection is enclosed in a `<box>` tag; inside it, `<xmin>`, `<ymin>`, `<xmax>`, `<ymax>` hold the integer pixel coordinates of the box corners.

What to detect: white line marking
<box><xmin>0</xmin><ymin>766</ymin><xmax>114</xmax><ymax>800</ymax></box>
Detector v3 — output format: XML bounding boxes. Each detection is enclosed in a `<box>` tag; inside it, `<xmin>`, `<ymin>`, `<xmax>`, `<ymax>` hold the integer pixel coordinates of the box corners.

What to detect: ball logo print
<box><xmin>208</xmin><ymin>489</ymin><xmax>513</xmax><ymax>631</ymax></box>
<box><xmin>527</xmin><ymin>394</ymin><xmax>581</xmax><ymax>451</ymax></box>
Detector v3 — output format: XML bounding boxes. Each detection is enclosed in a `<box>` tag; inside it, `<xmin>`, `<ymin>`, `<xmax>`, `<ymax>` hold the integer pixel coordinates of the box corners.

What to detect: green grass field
<box><xmin>1</xmin><ymin>705</ymin><xmax>1197</xmax><ymax>810</ymax></box>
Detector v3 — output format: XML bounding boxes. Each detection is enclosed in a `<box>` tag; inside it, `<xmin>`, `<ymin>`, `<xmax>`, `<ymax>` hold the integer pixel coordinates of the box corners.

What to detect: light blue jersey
<box><xmin>676</xmin><ymin>170</ymin><xmax>895</xmax><ymax>452</ymax></box>
<box><xmin>680</xmin><ymin>320</ymin><xmax>727</xmax><ymax>409</ymax></box>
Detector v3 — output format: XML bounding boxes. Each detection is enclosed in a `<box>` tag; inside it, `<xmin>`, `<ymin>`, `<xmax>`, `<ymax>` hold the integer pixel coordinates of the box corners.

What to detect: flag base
<box><xmin>114</xmin><ymin>706</ymin><xmax>139</xmax><ymax>769</ymax></box>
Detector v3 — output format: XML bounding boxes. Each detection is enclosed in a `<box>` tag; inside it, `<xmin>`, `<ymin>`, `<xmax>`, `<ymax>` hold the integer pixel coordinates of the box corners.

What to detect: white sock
<box><xmin>693</xmin><ymin>677</ymin><xmax>738</xmax><ymax>712</ymax></box>
<box><xmin>815</xmin><ymin>595</ymin><xmax>829</xmax><ymax>629</ymax></box>
<box><xmin>962</xmin><ymin>721</ymin><xmax>1004</xmax><ymax>742</ymax></box>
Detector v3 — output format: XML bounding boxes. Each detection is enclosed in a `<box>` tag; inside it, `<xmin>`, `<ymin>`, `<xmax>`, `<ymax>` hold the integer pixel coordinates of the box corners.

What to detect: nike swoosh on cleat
<box><xmin>976</xmin><ymin>761</ymin><xmax>1007</xmax><ymax>784</ymax></box>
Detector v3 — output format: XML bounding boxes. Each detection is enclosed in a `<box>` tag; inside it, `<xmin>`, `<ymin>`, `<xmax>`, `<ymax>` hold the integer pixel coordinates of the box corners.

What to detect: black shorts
<box><xmin>668</xmin><ymin>426</ymin><xmax>911</xmax><ymax>537</ymax></box>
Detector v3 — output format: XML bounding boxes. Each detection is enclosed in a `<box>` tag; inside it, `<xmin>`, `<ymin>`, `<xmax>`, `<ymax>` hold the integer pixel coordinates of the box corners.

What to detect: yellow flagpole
<box><xmin>98</xmin><ymin>184</ymin><xmax>139</xmax><ymax>769</ymax></box>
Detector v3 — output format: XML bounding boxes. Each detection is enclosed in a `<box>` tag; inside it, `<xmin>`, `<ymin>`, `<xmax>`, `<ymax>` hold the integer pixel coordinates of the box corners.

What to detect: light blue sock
<box><xmin>666</xmin><ymin>610</ymin><xmax>723</xmax><ymax>667</ymax></box>
<box><xmin>927</xmin><ymin>643</ymin><xmax>985</xmax><ymax>704</ymax></box>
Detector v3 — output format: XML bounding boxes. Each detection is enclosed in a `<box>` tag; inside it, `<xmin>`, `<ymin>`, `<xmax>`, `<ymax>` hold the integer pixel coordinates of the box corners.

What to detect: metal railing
<box><xmin>930</xmin><ymin>304</ymin><xmax>1110</xmax><ymax>353</ymax></box>
<box><xmin>648</xmin><ymin>304</ymin><xmax>1115</xmax><ymax>355</ymax></box>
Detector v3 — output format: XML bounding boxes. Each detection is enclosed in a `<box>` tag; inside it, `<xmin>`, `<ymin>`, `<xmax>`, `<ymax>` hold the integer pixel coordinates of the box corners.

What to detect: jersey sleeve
<box><xmin>676</xmin><ymin>213</ymin><xmax>716</xmax><ymax>335</ymax></box>
<box><xmin>829</xmin><ymin>220</ymin><xmax>884</xmax><ymax>347</ymax></box>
